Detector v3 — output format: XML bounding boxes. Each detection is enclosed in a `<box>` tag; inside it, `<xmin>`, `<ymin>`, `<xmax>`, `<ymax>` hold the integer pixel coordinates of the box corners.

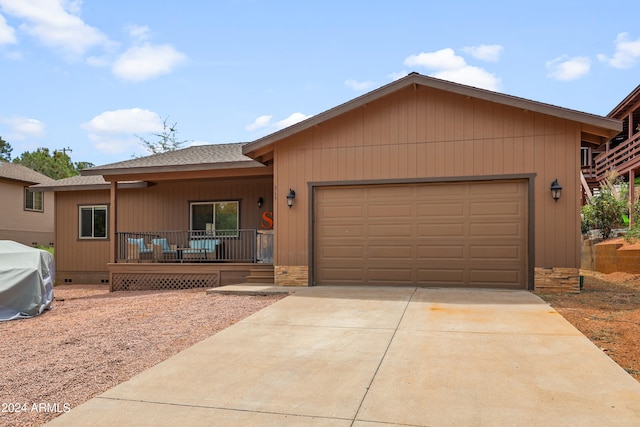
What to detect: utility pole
<box><xmin>58</xmin><ymin>147</ymin><xmax>73</xmax><ymax>155</ymax></box>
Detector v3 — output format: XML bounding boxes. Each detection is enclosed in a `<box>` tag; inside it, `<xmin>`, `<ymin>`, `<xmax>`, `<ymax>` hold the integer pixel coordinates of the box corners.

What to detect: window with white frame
<box><xmin>79</xmin><ymin>205</ymin><xmax>108</xmax><ymax>239</ymax></box>
<box><xmin>25</xmin><ymin>188</ymin><xmax>44</xmax><ymax>212</ymax></box>
<box><xmin>190</xmin><ymin>201</ymin><xmax>239</xmax><ymax>234</ymax></box>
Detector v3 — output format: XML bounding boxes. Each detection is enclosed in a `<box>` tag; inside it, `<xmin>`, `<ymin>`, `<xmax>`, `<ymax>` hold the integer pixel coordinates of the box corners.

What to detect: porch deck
<box><xmin>109</xmin><ymin>262</ymin><xmax>275</xmax><ymax>292</ymax></box>
<box><xmin>111</xmin><ymin>230</ymin><xmax>274</xmax><ymax>291</ymax></box>
<box><xmin>594</xmin><ymin>129</ymin><xmax>640</xmax><ymax>179</ymax></box>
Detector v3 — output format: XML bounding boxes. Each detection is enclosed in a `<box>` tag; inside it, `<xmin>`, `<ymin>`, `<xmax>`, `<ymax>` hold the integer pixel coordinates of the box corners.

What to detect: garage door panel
<box><xmin>469</xmin><ymin>269</ymin><xmax>521</xmax><ymax>286</ymax></box>
<box><xmin>319</xmin><ymin>225</ymin><xmax>365</xmax><ymax>238</ymax></box>
<box><xmin>418</xmin><ymin>202</ymin><xmax>465</xmax><ymax>217</ymax></box>
<box><xmin>319</xmin><ymin>267</ymin><xmax>365</xmax><ymax>281</ymax></box>
<box><xmin>367</xmin><ymin>204</ymin><xmax>413</xmax><ymax>217</ymax></box>
<box><xmin>368</xmin><ymin>245</ymin><xmax>414</xmax><ymax>259</ymax></box>
<box><xmin>470</xmin><ymin>201</ymin><xmax>522</xmax><ymax>216</ymax></box>
<box><xmin>367</xmin><ymin>224</ymin><xmax>413</xmax><ymax>237</ymax></box>
<box><xmin>319</xmin><ymin>245</ymin><xmax>365</xmax><ymax>259</ymax></box>
<box><xmin>469</xmin><ymin>245</ymin><xmax>521</xmax><ymax>260</ymax></box>
<box><xmin>417</xmin><ymin>223</ymin><xmax>465</xmax><ymax>237</ymax></box>
<box><xmin>319</xmin><ymin>205</ymin><xmax>364</xmax><ymax>219</ymax></box>
<box><xmin>417</xmin><ymin>269</ymin><xmax>466</xmax><ymax>284</ymax></box>
<box><xmin>315</xmin><ymin>181</ymin><xmax>527</xmax><ymax>289</ymax></box>
<box><xmin>417</xmin><ymin>245</ymin><xmax>465</xmax><ymax>260</ymax></box>
<box><xmin>470</xmin><ymin>222</ymin><xmax>522</xmax><ymax>237</ymax></box>
<box><xmin>417</xmin><ymin>184</ymin><xmax>465</xmax><ymax>197</ymax></box>
<box><xmin>368</xmin><ymin>268</ymin><xmax>413</xmax><ymax>282</ymax></box>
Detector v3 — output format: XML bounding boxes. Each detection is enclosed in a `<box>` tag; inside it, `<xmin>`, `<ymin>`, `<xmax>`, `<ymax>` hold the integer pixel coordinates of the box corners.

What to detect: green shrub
<box><xmin>582</xmin><ymin>179</ymin><xmax>627</xmax><ymax>239</ymax></box>
<box><xmin>36</xmin><ymin>245</ymin><xmax>54</xmax><ymax>255</ymax></box>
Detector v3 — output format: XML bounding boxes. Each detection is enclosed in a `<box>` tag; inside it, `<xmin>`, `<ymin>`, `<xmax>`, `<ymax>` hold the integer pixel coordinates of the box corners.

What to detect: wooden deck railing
<box><xmin>115</xmin><ymin>230</ymin><xmax>260</xmax><ymax>263</ymax></box>
<box><xmin>594</xmin><ymin>131</ymin><xmax>640</xmax><ymax>179</ymax></box>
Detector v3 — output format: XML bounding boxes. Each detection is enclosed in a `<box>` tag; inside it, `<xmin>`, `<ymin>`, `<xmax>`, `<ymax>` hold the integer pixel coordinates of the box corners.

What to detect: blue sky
<box><xmin>0</xmin><ymin>1</ymin><xmax>639</xmax><ymax>167</ymax></box>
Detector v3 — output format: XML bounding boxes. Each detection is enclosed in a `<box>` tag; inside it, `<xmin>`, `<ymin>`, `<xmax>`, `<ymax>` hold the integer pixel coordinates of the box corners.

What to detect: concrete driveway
<box><xmin>47</xmin><ymin>287</ymin><xmax>640</xmax><ymax>426</ymax></box>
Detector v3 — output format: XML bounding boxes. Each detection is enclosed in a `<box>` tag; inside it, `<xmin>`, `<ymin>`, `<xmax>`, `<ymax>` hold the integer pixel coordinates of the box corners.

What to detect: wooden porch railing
<box><xmin>116</xmin><ymin>230</ymin><xmax>260</xmax><ymax>263</ymax></box>
<box><xmin>594</xmin><ymin>131</ymin><xmax>640</xmax><ymax>179</ymax></box>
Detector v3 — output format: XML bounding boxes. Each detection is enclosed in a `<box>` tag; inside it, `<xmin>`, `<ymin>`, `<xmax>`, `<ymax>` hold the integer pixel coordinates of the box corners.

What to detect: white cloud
<box><xmin>546</xmin><ymin>55</ymin><xmax>590</xmax><ymax>81</ymax></box>
<box><xmin>403</xmin><ymin>48</ymin><xmax>501</xmax><ymax>91</ymax></box>
<box><xmin>431</xmin><ymin>67</ymin><xmax>501</xmax><ymax>91</ymax></box>
<box><xmin>112</xmin><ymin>43</ymin><xmax>187</xmax><ymax>82</ymax></box>
<box><xmin>126</xmin><ymin>24</ymin><xmax>150</xmax><ymax>41</ymax></box>
<box><xmin>462</xmin><ymin>44</ymin><xmax>503</xmax><ymax>62</ymax></box>
<box><xmin>82</xmin><ymin>108</ymin><xmax>164</xmax><ymax>155</ymax></box>
<box><xmin>246</xmin><ymin>112</ymin><xmax>312</xmax><ymax>134</ymax></box>
<box><xmin>87</xmin><ymin>134</ymin><xmax>140</xmax><ymax>155</ymax></box>
<box><xmin>598</xmin><ymin>32</ymin><xmax>640</xmax><ymax>69</ymax></box>
<box><xmin>246</xmin><ymin>115</ymin><xmax>273</xmax><ymax>131</ymax></box>
<box><xmin>276</xmin><ymin>112</ymin><xmax>312</xmax><ymax>129</ymax></box>
<box><xmin>388</xmin><ymin>70</ymin><xmax>409</xmax><ymax>81</ymax></box>
<box><xmin>0</xmin><ymin>0</ymin><xmax>109</xmax><ymax>56</ymax></box>
<box><xmin>404</xmin><ymin>48</ymin><xmax>466</xmax><ymax>70</ymax></box>
<box><xmin>0</xmin><ymin>13</ymin><xmax>16</xmax><ymax>44</ymax></box>
<box><xmin>345</xmin><ymin>78</ymin><xmax>376</xmax><ymax>91</ymax></box>
<box><xmin>86</xmin><ymin>55</ymin><xmax>110</xmax><ymax>67</ymax></box>
<box><xmin>0</xmin><ymin>116</ymin><xmax>45</xmax><ymax>140</ymax></box>
<box><xmin>82</xmin><ymin>108</ymin><xmax>163</xmax><ymax>134</ymax></box>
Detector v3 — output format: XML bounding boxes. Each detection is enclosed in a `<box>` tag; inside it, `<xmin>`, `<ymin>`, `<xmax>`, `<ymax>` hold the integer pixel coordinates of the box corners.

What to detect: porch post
<box><xmin>110</xmin><ymin>181</ymin><xmax>118</xmax><ymax>263</ymax></box>
<box><xmin>630</xmin><ymin>170</ymin><xmax>635</xmax><ymax>227</ymax></box>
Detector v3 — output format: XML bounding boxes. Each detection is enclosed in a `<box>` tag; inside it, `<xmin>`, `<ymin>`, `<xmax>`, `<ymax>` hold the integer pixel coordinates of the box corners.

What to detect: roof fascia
<box><xmin>607</xmin><ymin>84</ymin><xmax>640</xmax><ymax>118</ymax></box>
<box><xmin>81</xmin><ymin>160</ymin><xmax>266</xmax><ymax>177</ymax></box>
<box><xmin>30</xmin><ymin>181</ymin><xmax>148</xmax><ymax>192</ymax></box>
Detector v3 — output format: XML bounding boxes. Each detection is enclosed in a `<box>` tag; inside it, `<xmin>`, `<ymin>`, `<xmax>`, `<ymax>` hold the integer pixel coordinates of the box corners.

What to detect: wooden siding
<box><xmin>273</xmin><ymin>84</ymin><xmax>581</xmax><ymax>270</ymax></box>
<box><xmin>0</xmin><ymin>178</ymin><xmax>54</xmax><ymax>246</ymax></box>
<box><xmin>54</xmin><ymin>176</ymin><xmax>273</xmax><ymax>282</ymax></box>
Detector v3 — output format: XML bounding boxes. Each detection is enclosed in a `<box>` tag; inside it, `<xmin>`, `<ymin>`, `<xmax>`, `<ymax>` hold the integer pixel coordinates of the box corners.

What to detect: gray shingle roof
<box><xmin>82</xmin><ymin>143</ymin><xmax>263</xmax><ymax>176</ymax></box>
<box><xmin>31</xmin><ymin>175</ymin><xmax>147</xmax><ymax>192</ymax></box>
<box><xmin>0</xmin><ymin>161</ymin><xmax>56</xmax><ymax>185</ymax></box>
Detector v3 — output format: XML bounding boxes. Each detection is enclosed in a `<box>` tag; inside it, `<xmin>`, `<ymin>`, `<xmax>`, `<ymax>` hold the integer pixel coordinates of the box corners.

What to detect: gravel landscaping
<box><xmin>0</xmin><ymin>285</ymin><xmax>285</xmax><ymax>427</ymax></box>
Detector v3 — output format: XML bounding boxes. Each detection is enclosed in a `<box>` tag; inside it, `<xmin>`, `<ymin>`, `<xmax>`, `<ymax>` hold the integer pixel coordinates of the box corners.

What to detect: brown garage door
<box><xmin>313</xmin><ymin>180</ymin><xmax>528</xmax><ymax>289</ymax></box>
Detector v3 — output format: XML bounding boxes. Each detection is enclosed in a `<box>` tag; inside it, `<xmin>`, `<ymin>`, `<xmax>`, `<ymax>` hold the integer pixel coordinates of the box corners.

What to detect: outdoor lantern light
<box><xmin>257</xmin><ymin>197</ymin><xmax>264</xmax><ymax>208</ymax></box>
<box><xmin>550</xmin><ymin>179</ymin><xmax>562</xmax><ymax>202</ymax></box>
<box><xmin>286</xmin><ymin>189</ymin><xmax>296</xmax><ymax>208</ymax></box>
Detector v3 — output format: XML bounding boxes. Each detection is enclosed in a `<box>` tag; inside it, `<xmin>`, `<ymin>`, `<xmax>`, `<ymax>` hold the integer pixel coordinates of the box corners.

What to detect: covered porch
<box><xmin>76</xmin><ymin>144</ymin><xmax>276</xmax><ymax>291</ymax></box>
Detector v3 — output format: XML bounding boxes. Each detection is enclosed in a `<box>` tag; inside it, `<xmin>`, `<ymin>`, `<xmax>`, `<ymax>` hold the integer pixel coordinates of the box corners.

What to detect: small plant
<box><xmin>582</xmin><ymin>175</ymin><xmax>627</xmax><ymax>239</ymax></box>
<box><xmin>36</xmin><ymin>245</ymin><xmax>54</xmax><ymax>255</ymax></box>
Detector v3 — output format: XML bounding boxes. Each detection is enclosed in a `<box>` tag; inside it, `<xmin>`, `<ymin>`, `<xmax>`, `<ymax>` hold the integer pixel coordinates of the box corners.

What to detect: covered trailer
<box><xmin>0</xmin><ymin>241</ymin><xmax>54</xmax><ymax>321</ymax></box>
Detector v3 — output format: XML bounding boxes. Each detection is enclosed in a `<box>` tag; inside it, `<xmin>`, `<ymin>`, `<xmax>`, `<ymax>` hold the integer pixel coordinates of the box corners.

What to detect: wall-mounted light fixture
<box><xmin>257</xmin><ymin>197</ymin><xmax>264</xmax><ymax>208</ymax></box>
<box><xmin>550</xmin><ymin>179</ymin><xmax>562</xmax><ymax>202</ymax></box>
<box><xmin>286</xmin><ymin>189</ymin><xmax>296</xmax><ymax>208</ymax></box>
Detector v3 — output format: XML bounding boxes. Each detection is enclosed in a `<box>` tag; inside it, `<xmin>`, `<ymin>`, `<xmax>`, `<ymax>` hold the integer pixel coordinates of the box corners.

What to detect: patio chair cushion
<box><xmin>188</xmin><ymin>239</ymin><xmax>221</xmax><ymax>252</ymax></box>
<box><xmin>128</xmin><ymin>237</ymin><xmax>152</xmax><ymax>253</ymax></box>
<box><xmin>151</xmin><ymin>238</ymin><xmax>174</xmax><ymax>253</ymax></box>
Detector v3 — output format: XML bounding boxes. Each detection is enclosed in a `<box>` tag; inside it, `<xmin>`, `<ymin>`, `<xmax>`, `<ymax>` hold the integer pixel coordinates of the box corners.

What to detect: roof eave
<box><xmin>30</xmin><ymin>181</ymin><xmax>149</xmax><ymax>192</ymax></box>
<box><xmin>81</xmin><ymin>160</ymin><xmax>266</xmax><ymax>176</ymax></box>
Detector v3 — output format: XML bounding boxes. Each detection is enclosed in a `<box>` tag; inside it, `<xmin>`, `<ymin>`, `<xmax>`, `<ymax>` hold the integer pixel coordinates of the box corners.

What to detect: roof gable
<box><xmin>243</xmin><ymin>73</ymin><xmax>622</xmax><ymax>159</ymax></box>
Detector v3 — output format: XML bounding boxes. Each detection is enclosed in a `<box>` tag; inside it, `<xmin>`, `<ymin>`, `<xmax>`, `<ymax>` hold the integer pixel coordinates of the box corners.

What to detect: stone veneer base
<box><xmin>275</xmin><ymin>265</ymin><xmax>309</xmax><ymax>286</ymax></box>
<box><xmin>534</xmin><ymin>267</ymin><xmax>580</xmax><ymax>293</ymax></box>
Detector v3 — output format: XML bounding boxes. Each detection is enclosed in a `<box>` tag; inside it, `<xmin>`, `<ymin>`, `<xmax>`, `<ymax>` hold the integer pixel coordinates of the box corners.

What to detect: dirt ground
<box><xmin>0</xmin><ymin>286</ymin><xmax>285</xmax><ymax>427</ymax></box>
<box><xmin>539</xmin><ymin>270</ymin><xmax>640</xmax><ymax>382</ymax></box>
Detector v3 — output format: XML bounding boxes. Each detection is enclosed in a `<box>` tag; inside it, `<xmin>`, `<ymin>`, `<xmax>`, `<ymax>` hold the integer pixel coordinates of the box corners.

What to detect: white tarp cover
<box><xmin>0</xmin><ymin>240</ymin><xmax>54</xmax><ymax>321</ymax></box>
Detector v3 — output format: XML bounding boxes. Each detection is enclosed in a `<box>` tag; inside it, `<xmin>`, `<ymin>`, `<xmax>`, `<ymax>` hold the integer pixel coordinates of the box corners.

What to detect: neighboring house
<box><xmin>34</xmin><ymin>73</ymin><xmax>621</xmax><ymax>292</ymax></box>
<box><xmin>0</xmin><ymin>162</ymin><xmax>55</xmax><ymax>247</ymax></box>
<box><xmin>581</xmin><ymin>84</ymin><xmax>640</xmax><ymax>206</ymax></box>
